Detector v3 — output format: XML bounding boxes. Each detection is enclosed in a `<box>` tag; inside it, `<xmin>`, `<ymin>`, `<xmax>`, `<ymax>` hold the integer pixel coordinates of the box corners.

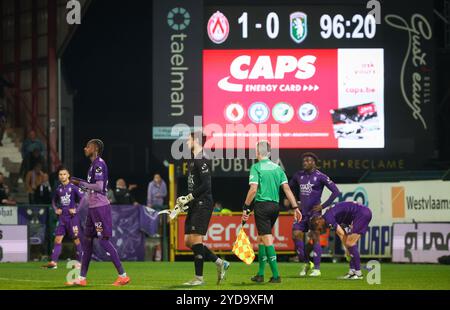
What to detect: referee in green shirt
<box><xmin>242</xmin><ymin>141</ymin><xmax>302</xmax><ymax>283</ymax></box>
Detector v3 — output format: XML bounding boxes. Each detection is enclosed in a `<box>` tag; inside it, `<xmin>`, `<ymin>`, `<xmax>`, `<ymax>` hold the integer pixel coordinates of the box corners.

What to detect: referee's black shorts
<box><xmin>254</xmin><ymin>201</ymin><xmax>279</xmax><ymax>235</ymax></box>
<box><xmin>185</xmin><ymin>199</ymin><xmax>214</xmax><ymax>236</ymax></box>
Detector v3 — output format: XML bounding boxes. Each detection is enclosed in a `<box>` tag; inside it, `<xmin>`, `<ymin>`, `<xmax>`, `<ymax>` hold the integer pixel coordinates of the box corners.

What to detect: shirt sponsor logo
<box><xmin>60</xmin><ymin>192</ymin><xmax>71</xmax><ymax>206</ymax></box>
<box><xmin>300</xmin><ymin>181</ymin><xmax>313</xmax><ymax>195</ymax></box>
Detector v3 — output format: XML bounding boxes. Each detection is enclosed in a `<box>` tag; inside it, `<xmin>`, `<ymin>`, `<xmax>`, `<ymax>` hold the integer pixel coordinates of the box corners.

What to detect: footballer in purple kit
<box><xmin>68</xmin><ymin>139</ymin><xmax>130</xmax><ymax>287</ymax></box>
<box><xmin>288</xmin><ymin>153</ymin><xmax>341</xmax><ymax>277</ymax></box>
<box><xmin>310</xmin><ymin>201</ymin><xmax>373</xmax><ymax>280</ymax></box>
<box><xmin>42</xmin><ymin>167</ymin><xmax>84</xmax><ymax>270</ymax></box>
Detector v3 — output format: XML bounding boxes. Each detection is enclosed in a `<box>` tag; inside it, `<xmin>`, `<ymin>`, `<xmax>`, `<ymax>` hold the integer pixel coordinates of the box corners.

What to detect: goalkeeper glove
<box><xmin>176</xmin><ymin>193</ymin><xmax>194</xmax><ymax>207</ymax></box>
<box><xmin>169</xmin><ymin>203</ymin><xmax>189</xmax><ymax>220</ymax></box>
<box><xmin>158</xmin><ymin>203</ymin><xmax>189</xmax><ymax>220</ymax></box>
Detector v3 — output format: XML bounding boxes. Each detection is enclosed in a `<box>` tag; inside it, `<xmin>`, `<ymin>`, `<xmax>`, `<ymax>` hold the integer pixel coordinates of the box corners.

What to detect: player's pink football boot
<box><xmin>65</xmin><ymin>278</ymin><xmax>87</xmax><ymax>286</ymax></box>
<box><xmin>112</xmin><ymin>275</ymin><xmax>130</xmax><ymax>286</ymax></box>
<box><xmin>42</xmin><ymin>261</ymin><xmax>58</xmax><ymax>269</ymax></box>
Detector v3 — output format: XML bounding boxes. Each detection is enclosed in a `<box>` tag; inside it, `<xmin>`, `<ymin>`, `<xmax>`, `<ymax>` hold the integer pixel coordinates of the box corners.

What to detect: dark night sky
<box><xmin>62</xmin><ymin>0</ymin><xmax>159</xmax><ymax>203</ymax></box>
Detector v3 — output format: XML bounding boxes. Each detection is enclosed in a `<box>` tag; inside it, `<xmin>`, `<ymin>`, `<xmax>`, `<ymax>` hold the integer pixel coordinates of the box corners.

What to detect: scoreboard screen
<box><xmin>153</xmin><ymin>0</ymin><xmax>435</xmax><ymax>172</ymax></box>
<box><xmin>203</xmin><ymin>6</ymin><xmax>385</xmax><ymax>149</ymax></box>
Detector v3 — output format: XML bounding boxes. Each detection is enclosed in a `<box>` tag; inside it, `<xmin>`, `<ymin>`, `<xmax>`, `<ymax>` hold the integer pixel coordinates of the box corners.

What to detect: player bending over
<box><xmin>289</xmin><ymin>152</ymin><xmax>340</xmax><ymax>277</ymax></box>
<box><xmin>176</xmin><ymin>132</ymin><xmax>230</xmax><ymax>286</ymax></box>
<box><xmin>68</xmin><ymin>139</ymin><xmax>130</xmax><ymax>286</ymax></box>
<box><xmin>242</xmin><ymin>141</ymin><xmax>301</xmax><ymax>283</ymax></box>
<box><xmin>42</xmin><ymin>168</ymin><xmax>83</xmax><ymax>269</ymax></box>
<box><xmin>310</xmin><ymin>201</ymin><xmax>372</xmax><ymax>280</ymax></box>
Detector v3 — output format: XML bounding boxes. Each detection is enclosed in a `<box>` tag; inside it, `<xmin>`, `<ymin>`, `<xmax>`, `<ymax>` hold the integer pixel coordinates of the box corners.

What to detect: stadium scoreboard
<box><xmin>153</xmin><ymin>0</ymin><xmax>435</xmax><ymax>175</ymax></box>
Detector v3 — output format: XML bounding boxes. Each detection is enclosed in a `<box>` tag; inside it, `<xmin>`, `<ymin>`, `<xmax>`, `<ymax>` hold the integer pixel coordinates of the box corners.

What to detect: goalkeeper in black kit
<box><xmin>176</xmin><ymin>132</ymin><xmax>230</xmax><ymax>286</ymax></box>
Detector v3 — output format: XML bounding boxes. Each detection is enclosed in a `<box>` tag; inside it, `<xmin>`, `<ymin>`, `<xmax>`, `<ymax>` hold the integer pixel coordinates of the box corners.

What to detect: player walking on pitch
<box><xmin>289</xmin><ymin>153</ymin><xmax>340</xmax><ymax>277</ymax></box>
<box><xmin>176</xmin><ymin>132</ymin><xmax>230</xmax><ymax>286</ymax></box>
<box><xmin>68</xmin><ymin>139</ymin><xmax>130</xmax><ymax>286</ymax></box>
<box><xmin>310</xmin><ymin>201</ymin><xmax>372</xmax><ymax>279</ymax></box>
<box><xmin>42</xmin><ymin>168</ymin><xmax>83</xmax><ymax>269</ymax></box>
<box><xmin>242</xmin><ymin>141</ymin><xmax>301</xmax><ymax>283</ymax></box>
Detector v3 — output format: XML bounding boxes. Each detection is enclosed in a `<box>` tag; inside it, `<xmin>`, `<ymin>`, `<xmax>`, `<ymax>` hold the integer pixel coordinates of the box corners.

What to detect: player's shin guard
<box><xmin>192</xmin><ymin>243</ymin><xmax>205</xmax><ymax>277</ymax></box>
<box><xmin>258</xmin><ymin>244</ymin><xmax>267</xmax><ymax>276</ymax></box>
<box><xmin>51</xmin><ymin>242</ymin><xmax>62</xmax><ymax>262</ymax></box>
<box><xmin>80</xmin><ymin>237</ymin><xmax>93</xmax><ymax>277</ymax></box>
<box><xmin>99</xmin><ymin>238</ymin><xmax>125</xmax><ymax>275</ymax></box>
<box><xmin>312</xmin><ymin>242</ymin><xmax>322</xmax><ymax>269</ymax></box>
<box><xmin>348</xmin><ymin>245</ymin><xmax>361</xmax><ymax>271</ymax></box>
<box><xmin>265</xmin><ymin>245</ymin><xmax>279</xmax><ymax>279</ymax></box>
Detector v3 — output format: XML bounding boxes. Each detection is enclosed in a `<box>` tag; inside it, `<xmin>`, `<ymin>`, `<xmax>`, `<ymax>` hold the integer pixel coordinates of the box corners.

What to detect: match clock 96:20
<box><xmin>236</xmin><ymin>12</ymin><xmax>376</xmax><ymax>40</ymax></box>
<box><xmin>204</xmin><ymin>5</ymin><xmax>382</xmax><ymax>48</ymax></box>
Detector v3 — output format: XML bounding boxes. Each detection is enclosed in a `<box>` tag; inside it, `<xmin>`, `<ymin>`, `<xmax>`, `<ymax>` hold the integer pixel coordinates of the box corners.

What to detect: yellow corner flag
<box><xmin>232</xmin><ymin>225</ymin><xmax>255</xmax><ymax>265</ymax></box>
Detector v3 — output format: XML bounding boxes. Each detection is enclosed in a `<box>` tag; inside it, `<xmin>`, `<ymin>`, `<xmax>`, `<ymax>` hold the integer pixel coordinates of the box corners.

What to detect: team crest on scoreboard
<box><xmin>207</xmin><ymin>11</ymin><xmax>230</xmax><ymax>44</ymax></box>
<box><xmin>290</xmin><ymin>12</ymin><xmax>307</xmax><ymax>44</ymax></box>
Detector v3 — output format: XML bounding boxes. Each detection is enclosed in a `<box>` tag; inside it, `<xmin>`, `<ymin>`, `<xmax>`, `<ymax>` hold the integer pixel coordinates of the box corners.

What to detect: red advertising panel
<box><xmin>203</xmin><ymin>49</ymin><xmax>384</xmax><ymax>149</ymax></box>
<box><xmin>176</xmin><ymin>214</ymin><xmax>295</xmax><ymax>252</ymax></box>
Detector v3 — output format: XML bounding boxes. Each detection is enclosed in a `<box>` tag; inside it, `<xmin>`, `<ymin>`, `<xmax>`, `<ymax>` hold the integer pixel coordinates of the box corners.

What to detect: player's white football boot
<box><xmin>183</xmin><ymin>277</ymin><xmax>204</xmax><ymax>286</ymax></box>
<box><xmin>350</xmin><ymin>272</ymin><xmax>363</xmax><ymax>280</ymax></box>
<box><xmin>338</xmin><ymin>271</ymin><xmax>355</xmax><ymax>280</ymax></box>
<box><xmin>299</xmin><ymin>261</ymin><xmax>314</xmax><ymax>276</ymax></box>
<box><xmin>309</xmin><ymin>269</ymin><xmax>321</xmax><ymax>277</ymax></box>
<box><xmin>217</xmin><ymin>260</ymin><xmax>230</xmax><ymax>284</ymax></box>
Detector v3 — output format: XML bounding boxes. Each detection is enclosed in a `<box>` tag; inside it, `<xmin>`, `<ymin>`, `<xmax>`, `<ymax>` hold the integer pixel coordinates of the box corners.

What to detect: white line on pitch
<box><xmin>0</xmin><ymin>277</ymin><xmax>53</xmax><ymax>283</ymax></box>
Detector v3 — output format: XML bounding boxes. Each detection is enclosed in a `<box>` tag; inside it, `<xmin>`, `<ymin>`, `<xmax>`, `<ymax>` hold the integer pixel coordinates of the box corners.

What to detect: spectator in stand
<box><xmin>25</xmin><ymin>163</ymin><xmax>46</xmax><ymax>204</ymax></box>
<box><xmin>147</xmin><ymin>173</ymin><xmax>167</xmax><ymax>211</ymax></box>
<box><xmin>34</xmin><ymin>172</ymin><xmax>52</xmax><ymax>204</ymax></box>
<box><xmin>213</xmin><ymin>201</ymin><xmax>223</xmax><ymax>213</ymax></box>
<box><xmin>21</xmin><ymin>130</ymin><xmax>45</xmax><ymax>159</ymax></box>
<box><xmin>113</xmin><ymin>178</ymin><xmax>138</xmax><ymax>205</ymax></box>
<box><xmin>107</xmin><ymin>186</ymin><xmax>116</xmax><ymax>204</ymax></box>
<box><xmin>21</xmin><ymin>148</ymin><xmax>46</xmax><ymax>179</ymax></box>
<box><xmin>0</xmin><ymin>172</ymin><xmax>16</xmax><ymax>205</ymax></box>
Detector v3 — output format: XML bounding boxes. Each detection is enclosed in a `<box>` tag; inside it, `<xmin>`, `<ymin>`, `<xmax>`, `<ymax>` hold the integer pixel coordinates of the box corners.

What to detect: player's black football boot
<box><xmin>268</xmin><ymin>276</ymin><xmax>281</xmax><ymax>283</ymax></box>
<box><xmin>250</xmin><ymin>275</ymin><xmax>264</xmax><ymax>283</ymax></box>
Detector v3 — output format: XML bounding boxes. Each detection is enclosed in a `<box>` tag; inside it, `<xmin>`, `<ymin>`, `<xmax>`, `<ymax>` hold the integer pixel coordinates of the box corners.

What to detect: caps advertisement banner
<box><xmin>203</xmin><ymin>48</ymin><xmax>384</xmax><ymax>149</ymax></box>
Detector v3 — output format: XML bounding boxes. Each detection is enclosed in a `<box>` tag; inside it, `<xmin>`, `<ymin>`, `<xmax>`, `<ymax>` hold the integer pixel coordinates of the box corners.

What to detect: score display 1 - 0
<box><xmin>237</xmin><ymin>11</ymin><xmax>377</xmax><ymax>40</ymax></box>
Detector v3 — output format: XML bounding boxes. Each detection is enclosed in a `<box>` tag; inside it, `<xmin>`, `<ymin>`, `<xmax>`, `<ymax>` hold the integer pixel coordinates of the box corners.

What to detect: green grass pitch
<box><xmin>0</xmin><ymin>262</ymin><xmax>449</xmax><ymax>290</ymax></box>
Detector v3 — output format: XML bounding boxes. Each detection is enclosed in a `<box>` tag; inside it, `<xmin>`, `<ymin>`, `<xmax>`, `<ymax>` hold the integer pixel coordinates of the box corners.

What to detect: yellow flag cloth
<box><xmin>232</xmin><ymin>228</ymin><xmax>255</xmax><ymax>265</ymax></box>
